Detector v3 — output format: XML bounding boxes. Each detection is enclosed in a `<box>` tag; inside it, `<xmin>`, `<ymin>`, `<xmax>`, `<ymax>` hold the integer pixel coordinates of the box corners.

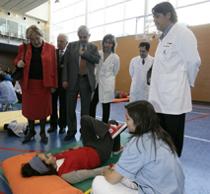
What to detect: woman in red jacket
<box><xmin>14</xmin><ymin>25</ymin><xmax>57</xmax><ymax>144</ymax></box>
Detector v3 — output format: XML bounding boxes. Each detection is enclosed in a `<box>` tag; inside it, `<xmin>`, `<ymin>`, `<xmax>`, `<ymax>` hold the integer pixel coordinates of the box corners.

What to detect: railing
<box><xmin>0</xmin><ymin>17</ymin><xmax>27</xmax><ymax>44</ymax></box>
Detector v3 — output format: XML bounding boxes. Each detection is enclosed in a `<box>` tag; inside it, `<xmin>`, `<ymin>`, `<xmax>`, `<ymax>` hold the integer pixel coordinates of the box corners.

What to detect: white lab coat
<box><xmin>96</xmin><ymin>51</ymin><xmax>120</xmax><ymax>103</ymax></box>
<box><xmin>149</xmin><ymin>23</ymin><xmax>201</xmax><ymax>114</ymax></box>
<box><xmin>129</xmin><ymin>55</ymin><xmax>153</xmax><ymax>102</ymax></box>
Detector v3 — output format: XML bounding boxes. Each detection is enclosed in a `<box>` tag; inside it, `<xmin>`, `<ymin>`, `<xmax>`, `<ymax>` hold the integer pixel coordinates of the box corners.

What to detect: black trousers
<box><xmin>80</xmin><ymin>115</ymin><xmax>113</xmax><ymax>162</ymax></box>
<box><xmin>157</xmin><ymin>113</ymin><xmax>186</xmax><ymax>157</ymax></box>
<box><xmin>90</xmin><ymin>86</ymin><xmax>110</xmax><ymax>123</ymax></box>
<box><xmin>50</xmin><ymin>87</ymin><xmax>67</xmax><ymax>129</ymax></box>
<box><xmin>66</xmin><ymin>76</ymin><xmax>92</xmax><ymax>135</ymax></box>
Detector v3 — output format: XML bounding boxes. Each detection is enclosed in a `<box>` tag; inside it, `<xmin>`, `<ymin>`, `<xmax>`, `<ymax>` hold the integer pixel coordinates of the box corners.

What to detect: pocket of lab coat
<box><xmin>159</xmin><ymin>47</ymin><xmax>180</xmax><ymax>73</ymax></box>
<box><xmin>162</xmin><ymin>42</ymin><xmax>178</xmax><ymax>59</ymax></box>
<box><xmin>159</xmin><ymin>73</ymin><xmax>178</xmax><ymax>102</ymax></box>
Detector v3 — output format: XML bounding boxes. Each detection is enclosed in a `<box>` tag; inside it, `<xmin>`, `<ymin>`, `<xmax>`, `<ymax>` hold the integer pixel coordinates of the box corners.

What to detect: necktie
<box><xmin>79</xmin><ymin>46</ymin><xmax>86</xmax><ymax>75</ymax></box>
<box><xmin>142</xmin><ymin>59</ymin><xmax>145</xmax><ymax>65</ymax></box>
<box><xmin>59</xmin><ymin>50</ymin><xmax>64</xmax><ymax>65</ymax></box>
<box><xmin>79</xmin><ymin>58</ymin><xmax>86</xmax><ymax>75</ymax></box>
<box><xmin>59</xmin><ymin>50</ymin><xmax>64</xmax><ymax>57</ymax></box>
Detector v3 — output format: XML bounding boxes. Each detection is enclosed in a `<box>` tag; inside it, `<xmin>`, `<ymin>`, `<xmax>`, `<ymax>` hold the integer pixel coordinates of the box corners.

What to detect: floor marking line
<box><xmin>186</xmin><ymin>114</ymin><xmax>210</xmax><ymax>122</ymax></box>
<box><xmin>193</xmin><ymin>105</ymin><xmax>210</xmax><ymax>110</ymax></box>
<box><xmin>0</xmin><ymin>147</ymin><xmax>42</xmax><ymax>153</ymax></box>
<box><xmin>191</xmin><ymin>111</ymin><xmax>210</xmax><ymax>115</ymax></box>
<box><xmin>185</xmin><ymin>135</ymin><xmax>210</xmax><ymax>143</ymax></box>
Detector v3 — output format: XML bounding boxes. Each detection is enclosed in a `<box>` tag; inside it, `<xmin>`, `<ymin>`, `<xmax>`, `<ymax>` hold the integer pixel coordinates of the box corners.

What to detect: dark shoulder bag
<box><xmin>12</xmin><ymin>43</ymin><xmax>27</xmax><ymax>81</ymax></box>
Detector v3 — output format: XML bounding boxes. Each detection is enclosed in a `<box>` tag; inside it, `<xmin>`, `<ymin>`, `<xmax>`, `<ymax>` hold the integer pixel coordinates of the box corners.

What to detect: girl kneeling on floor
<box><xmin>92</xmin><ymin>100</ymin><xmax>185</xmax><ymax>194</ymax></box>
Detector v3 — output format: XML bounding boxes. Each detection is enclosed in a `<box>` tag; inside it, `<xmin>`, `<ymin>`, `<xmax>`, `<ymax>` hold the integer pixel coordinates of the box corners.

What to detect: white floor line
<box><xmin>185</xmin><ymin>135</ymin><xmax>210</xmax><ymax>143</ymax></box>
<box><xmin>190</xmin><ymin>111</ymin><xmax>209</xmax><ymax>115</ymax></box>
<box><xmin>193</xmin><ymin>105</ymin><xmax>210</xmax><ymax>110</ymax></box>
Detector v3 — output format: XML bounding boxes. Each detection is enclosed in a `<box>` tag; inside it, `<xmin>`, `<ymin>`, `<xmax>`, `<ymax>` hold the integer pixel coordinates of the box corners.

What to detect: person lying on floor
<box><xmin>21</xmin><ymin>115</ymin><xmax>127</xmax><ymax>183</ymax></box>
<box><xmin>92</xmin><ymin>100</ymin><xmax>185</xmax><ymax>194</ymax></box>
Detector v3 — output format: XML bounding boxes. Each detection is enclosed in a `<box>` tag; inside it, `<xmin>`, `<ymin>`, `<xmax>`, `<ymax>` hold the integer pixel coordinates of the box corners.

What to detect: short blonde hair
<box><xmin>26</xmin><ymin>25</ymin><xmax>44</xmax><ymax>39</ymax></box>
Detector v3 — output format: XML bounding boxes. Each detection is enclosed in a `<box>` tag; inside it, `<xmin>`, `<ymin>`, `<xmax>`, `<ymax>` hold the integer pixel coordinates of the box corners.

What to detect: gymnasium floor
<box><xmin>0</xmin><ymin>101</ymin><xmax>210</xmax><ymax>194</ymax></box>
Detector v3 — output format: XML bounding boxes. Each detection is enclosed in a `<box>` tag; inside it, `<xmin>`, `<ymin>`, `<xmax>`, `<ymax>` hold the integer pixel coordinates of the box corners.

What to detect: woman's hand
<box><xmin>62</xmin><ymin>81</ymin><xmax>68</xmax><ymax>89</ymax></box>
<box><xmin>51</xmin><ymin>88</ymin><xmax>56</xmax><ymax>93</ymax></box>
<box><xmin>17</xmin><ymin>60</ymin><xmax>25</xmax><ymax>68</ymax></box>
<box><xmin>101</xmin><ymin>166</ymin><xmax>123</xmax><ymax>184</ymax></box>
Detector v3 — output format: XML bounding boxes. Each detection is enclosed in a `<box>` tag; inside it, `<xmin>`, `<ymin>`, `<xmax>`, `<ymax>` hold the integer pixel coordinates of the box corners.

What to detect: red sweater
<box><xmin>54</xmin><ymin>147</ymin><xmax>101</xmax><ymax>176</ymax></box>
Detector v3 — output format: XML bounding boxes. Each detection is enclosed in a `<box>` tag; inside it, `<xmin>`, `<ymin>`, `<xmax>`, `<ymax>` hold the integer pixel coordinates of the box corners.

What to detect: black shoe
<box><xmin>64</xmin><ymin>133</ymin><xmax>75</xmax><ymax>141</ymax></box>
<box><xmin>22</xmin><ymin>131</ymin><xmax>36</xmax><ymax>144</ymax></box>
<box><xmin>59</xmin><ymin>128</ymin><xmax>65</xmax><ymax>134</ymax></box>
<box><xmin>47</xmin><ymin>127</ymin><xmax>57</xmax><ymax>133</ymax></box>
<box><xmin>40</xmin><ymin>134</ymin><xmax>48</xmax><ymax>144</ymax></box>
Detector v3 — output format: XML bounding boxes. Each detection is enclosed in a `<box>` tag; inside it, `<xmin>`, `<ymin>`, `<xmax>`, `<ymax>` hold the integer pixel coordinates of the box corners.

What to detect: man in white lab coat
<box><xmin>129</xmin><ymin>42</ymin><xmax>153</xmax><ymax>102</ymax></box>
<box><xmin>149</xmin><ymin>2</ymin><xmax>201</xmax><ymax>157</ymax></box>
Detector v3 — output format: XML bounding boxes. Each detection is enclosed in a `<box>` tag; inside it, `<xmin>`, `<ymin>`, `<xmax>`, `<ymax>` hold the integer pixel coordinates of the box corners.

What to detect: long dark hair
<box><xmin>102</xmin><ymin>34</ymin><xmax>116</xmax><ymax>53</ymax></box>
<box><xmin>125</xmin><ymin>101</ymin><xmax>176</xmax><ymax>154</ymax></box>
<box><xmin>21</xmin><ymin>162</ymin><xmax>57</xmax><ymax>177</ymax></box>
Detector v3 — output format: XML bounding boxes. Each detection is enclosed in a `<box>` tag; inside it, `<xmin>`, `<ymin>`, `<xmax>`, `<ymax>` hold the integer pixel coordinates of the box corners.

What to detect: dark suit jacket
<box><xmin>56</xmin><ymin>49</ymin><xmax>65</xmax><ymax>87</ymax></box>
<box><xmin>63</xmin><ymin>41</ymin><xmax>100</xmax><ymax>92</ymax></box>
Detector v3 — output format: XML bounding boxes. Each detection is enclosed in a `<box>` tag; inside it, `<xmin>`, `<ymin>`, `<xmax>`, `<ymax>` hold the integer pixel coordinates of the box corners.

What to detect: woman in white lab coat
<box><xmin>129</xmin><ymin>42</ymin><xmax>153</xmax><ymax>102</ymax></box>
<box><xmin>149</xmin><ymin>2</ymin><xmax>201</xmax><ymax>157</ymax></box>
<box><xmin>90</xmin><ymin>34</ymin><xmax>120</xmax><ymax>123</ymax></box>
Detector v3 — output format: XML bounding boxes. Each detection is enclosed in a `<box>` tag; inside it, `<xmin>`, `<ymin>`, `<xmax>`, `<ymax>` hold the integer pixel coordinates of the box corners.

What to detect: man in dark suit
<box><xmin>48</xmin><ymin>33</ymin><xmax>68</xmax><ymax>134</ymax></box>
<box><xmin>63</xmin><ymin>25</ymin><xmax>100</xmax><ymax>141</ymax></box>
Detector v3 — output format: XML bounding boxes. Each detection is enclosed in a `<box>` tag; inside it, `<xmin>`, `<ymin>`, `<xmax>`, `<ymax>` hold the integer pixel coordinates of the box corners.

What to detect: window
<box><xmin>0</xmin><ymin>18</ymin><xmax>6</xmax><ymax>34</ymax></box>
<box><xmin>124</xmin><ymin>19</ymin><xmax>136</xmax><ymax>35</ymax></box>
<box><xmin>136</xmin><ymin>17</ymin><xmax>144</xmax><ymax>34</ymax></box>
<box><xmin>104</xmin><ymin>22</ymin><xmax>123</xmax><ymax>37</ymax></box>
<box><xmin>105</xmin><ymin>4</ymin><xmax>124</xmax><ymax>23</ymax></box>
<box><xmin>88</xmin><ymin>10</ymin><xmax>105</xmax><ymax>27</ymax></box>
<box><xmin>106</xmin><ymin>0</ymin><xmax>127</xmax><ymax>6</ymax></box>
<box><xmin>88</xmin><ymin>0</ymin><xmax>105</xmax><ymax>12</ymax></box>
<box><xmin>50</xmin><ymin>0</ymin><xmax>210</xmax><ymax>43</ymax></box>
<box><xmin>177</xmin><ymin>2</ymin><xmax>210</xmax><ymax>26</ymax></box>
<box><xmin>124</xmin><ymin>0</ymin><xmax>144</xmax><ymax>19</ymax></box>
<box><xmin>177</xmin><ymin>0</ymin><xmax>206</xmax><ymax>7</ymax></box>
<box><xmin>89</xmin><ymin>26</ymin><xmax>104</xmax><ymax>41</ymax></box>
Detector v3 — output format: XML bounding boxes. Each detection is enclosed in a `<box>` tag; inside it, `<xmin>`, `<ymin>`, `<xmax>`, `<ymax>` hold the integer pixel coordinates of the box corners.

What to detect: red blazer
<box><xmin>14</xmin><ymin>42</ymin><xmax>57</xmax><ymax>89</ymax></box>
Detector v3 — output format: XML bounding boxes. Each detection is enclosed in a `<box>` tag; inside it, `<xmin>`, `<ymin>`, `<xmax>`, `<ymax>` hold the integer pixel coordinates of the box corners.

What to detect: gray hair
<box><xmin>57</xmin><ymin>33</ymin><xmax>69</xmax><ymax>42</ymax></box>
<box><xmin>77</xmin><ymin>25</ymin><xmax>89</xmax><ymax>36</ymax></box>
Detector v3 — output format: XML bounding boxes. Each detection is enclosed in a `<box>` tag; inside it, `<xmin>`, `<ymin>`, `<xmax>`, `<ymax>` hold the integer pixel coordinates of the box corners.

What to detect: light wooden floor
<box><xmin>0</xmin><ymin>111</ymin><xmax>27</xmax><ymax>131</ymax></box>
